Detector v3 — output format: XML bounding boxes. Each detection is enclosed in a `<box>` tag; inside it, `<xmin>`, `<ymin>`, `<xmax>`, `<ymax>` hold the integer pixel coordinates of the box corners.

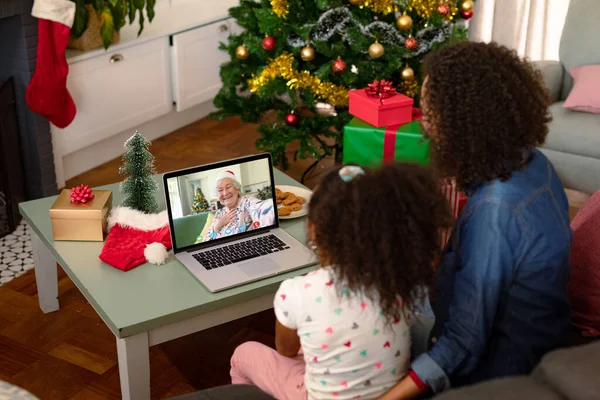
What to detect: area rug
<box><xmin>0</xmin><ymin>220</ymin><xmax>33</xmax><ymax>285</ymax></box>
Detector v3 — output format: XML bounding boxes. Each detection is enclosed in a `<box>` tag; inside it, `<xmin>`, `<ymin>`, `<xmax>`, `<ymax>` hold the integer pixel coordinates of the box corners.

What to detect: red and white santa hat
<box><xmin>215</xmin><ymin>170</ymin><xmax>241</xmax><ymax>190</ymax></box>
<box><xmin>99</xmin><ymin>207</ymin><xmax>173</xmax><ymax>271</ymax></box>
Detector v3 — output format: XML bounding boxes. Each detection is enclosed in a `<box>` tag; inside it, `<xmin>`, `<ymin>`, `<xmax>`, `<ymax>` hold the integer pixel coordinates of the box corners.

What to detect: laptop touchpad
<box><xmin>239</xmin><ymin>259</ymin><xmax>279</xmax><ymax>278</ymax></box>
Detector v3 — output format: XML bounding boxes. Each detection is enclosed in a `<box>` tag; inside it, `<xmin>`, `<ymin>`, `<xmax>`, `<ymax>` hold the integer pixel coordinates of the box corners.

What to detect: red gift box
<box><xmin>439</xmin><ymin>179</ymin><xmax>468</xmax><ymax>249</ymax></box>
<box><xmin>348</xmin><ymin>84</ymin><xmax>414</xmax><ymax>128</ymax></box>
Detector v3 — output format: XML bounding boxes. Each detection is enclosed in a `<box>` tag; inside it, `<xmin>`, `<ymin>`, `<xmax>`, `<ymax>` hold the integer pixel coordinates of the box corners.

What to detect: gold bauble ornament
<box><xmin>368</xmin><ymin>41</ymin><xmax>385</xmax><ymax>59</ymax></box>
<box><xmin>460</xmin><ymin>0</ymin><xmax>474</xmax><ymax>12</ymax></box>
<box><xmin>396</xmin><ymin>13</ymin><xmax>413</xmax><ymax>30</ymax></box>
<box><xmin>348</xmin><ymin>0</ymin><xmax>362</xmax><ymax>5</ymax></box>
<box><xmin>300</xmin><ymin>45</ymin><xmax>316</xmax><ymax>61</ymax></box>
<box><xmin>235</xmin><ymin>44</ymin><xmax>249</xmax><ymax>60</ymax></box>
<box><xmin>401</xmin><ymin>66</ymin><xmax>415</xmax><ymax>81</ymax></box>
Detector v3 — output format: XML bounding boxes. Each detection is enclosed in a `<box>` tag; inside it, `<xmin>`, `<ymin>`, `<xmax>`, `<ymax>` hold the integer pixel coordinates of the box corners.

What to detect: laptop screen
<box><xmin>165</xmin><ymin>156</ymin><xmax>277</xmax><ymax>250</ymax></box>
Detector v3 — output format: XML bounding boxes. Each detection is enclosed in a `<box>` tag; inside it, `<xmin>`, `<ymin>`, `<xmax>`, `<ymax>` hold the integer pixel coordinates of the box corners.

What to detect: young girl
<box><xmin>230</xmin><ymin>163</ymin><xmax>452</xmax><ymax>400</ymax></box>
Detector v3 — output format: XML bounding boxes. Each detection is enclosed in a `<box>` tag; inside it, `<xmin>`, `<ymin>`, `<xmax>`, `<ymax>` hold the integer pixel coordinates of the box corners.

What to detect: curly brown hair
<box><xmin>421</xmin><ymin>41</ymin><xmax>552</xmax><ymax>190</ymax></box>
<box><xmin>307</xmin><ymin>163</ymin><xmax>452</xmax><ymax>325</ymax></box>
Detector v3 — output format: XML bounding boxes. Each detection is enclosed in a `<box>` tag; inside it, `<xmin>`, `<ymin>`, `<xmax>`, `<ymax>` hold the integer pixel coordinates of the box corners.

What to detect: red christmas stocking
<box><xmin>26</xmin><ymin>0</ymin><xmax>77</xmax><ymax>129</ymax></box>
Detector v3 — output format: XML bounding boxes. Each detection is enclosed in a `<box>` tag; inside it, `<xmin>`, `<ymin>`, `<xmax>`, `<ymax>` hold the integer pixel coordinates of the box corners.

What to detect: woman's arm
<box><xmin>389</xmin><ymin>205</ymin><xmax>517</xmax><ymax>396</ymax></box>
<box><xmin>275</xmin><ymin>319</ymin><xmax>301</xmax><ymax>357</ymax></box>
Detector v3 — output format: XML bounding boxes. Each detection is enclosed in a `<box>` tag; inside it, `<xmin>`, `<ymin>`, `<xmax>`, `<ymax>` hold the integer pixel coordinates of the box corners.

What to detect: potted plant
<box><xmin>68</xmin><ymin>0</ymin><xmax>156</xmax><ymax>51</ymax></box>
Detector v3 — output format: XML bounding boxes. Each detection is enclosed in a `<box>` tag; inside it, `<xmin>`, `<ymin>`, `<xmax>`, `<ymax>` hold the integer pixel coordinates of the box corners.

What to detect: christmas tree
<box><xmin>191</xmin><ymin>188</ymin><xmax>210</xmax><ymax>213</ymax></box>
<box><xmin>119</xmin><ymin>131</ymin><xmax>159</xmax><ymax>214</ymax></box>
<box><xmin>212</xmin><ymin>0</ymin><xmax>475</xmax><ymax>168</ymax></box>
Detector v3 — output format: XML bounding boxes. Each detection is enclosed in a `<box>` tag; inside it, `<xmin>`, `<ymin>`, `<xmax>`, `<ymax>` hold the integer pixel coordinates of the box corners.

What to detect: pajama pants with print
<box><xmin>230</xmin><ymin>341</ymin><xmax>307</xmax><ymax>400</ymax></box>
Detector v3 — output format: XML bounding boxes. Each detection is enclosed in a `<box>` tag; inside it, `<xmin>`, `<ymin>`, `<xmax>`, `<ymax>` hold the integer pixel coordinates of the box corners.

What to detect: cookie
<box><xmin>278</xmin><ymin>207</ymin><xmax>292</xmax><ymax>216</ymax></box>
<box><xmin>282</xmin><ymin>192</ymin><xmax>294</xmax><ymax>199</ymax></box>
<box><xmin>275</xmin><ymin>188</ymin><xmax>283</xmax><ymax>196</ymax></box>
<box><xmin>294</xmin><ymin>197</ymin><xmax>305</xmax><ymax>204</ymax></box>
<box><xmin>289</xmin><ymin>203</ymin><xmax>302</xmax><ymax>211</ymax></box>
<box><xmin>276</xmin><ymin>198</ymin><xmax>283</xmax><ymax>205</ymax></box>
<box><xmin>282</xmin><ymin>195</ymin><xmax>298</xmax><ymax>206</ymax></box>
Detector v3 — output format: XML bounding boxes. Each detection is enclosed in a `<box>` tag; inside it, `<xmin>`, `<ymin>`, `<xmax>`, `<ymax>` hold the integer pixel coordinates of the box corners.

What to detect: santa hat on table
<box><xmin>99</xmin><ymin>207</ymin><xmax>173</xmax><ymax>272</ymax></box>
<box><xmin>26</xmin><ymin>0</ymin><xmax>77</xmax><ymax>129</ymax></box>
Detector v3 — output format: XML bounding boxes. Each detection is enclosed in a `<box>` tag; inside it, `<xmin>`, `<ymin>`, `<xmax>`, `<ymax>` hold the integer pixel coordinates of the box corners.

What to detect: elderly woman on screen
<box><xmin>203</xmin><ymin>170</ymin><xmax>275</xmax><ymax>242</ymax></box>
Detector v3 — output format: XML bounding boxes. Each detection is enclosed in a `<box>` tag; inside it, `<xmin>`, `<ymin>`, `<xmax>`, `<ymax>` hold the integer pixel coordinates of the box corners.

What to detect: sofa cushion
<box><xmin>569</xmin><ymin>190</ymin><xmax>600</xmax><ymax>337</ymax></box>
<box><xmin>558</xmin><ymin>0</ymin><xmax>600</xmax><ymax>100</ymax></box>
<box><xmin>541</xmin><ymin>102</ymin><xmax>600</xmax><ymax>159</ymax></box>
<box><xmin>433</xmin><ymin>376</ymin><xmax>562</xmax><ymax>400</ymax></box>
<box><xmin>533</xmin><ymin>341</ymin><xmax>600</xmax><ymax>400</ymax></box>
<box><xmin>169</xmin><ymin>385</ymin><xmax>275</xmax><ymax>400</ymax></box>
<box><xmin>563</xmin><ymin>65</ymin><xmax>600</xmax><ymax>114</ymax></box>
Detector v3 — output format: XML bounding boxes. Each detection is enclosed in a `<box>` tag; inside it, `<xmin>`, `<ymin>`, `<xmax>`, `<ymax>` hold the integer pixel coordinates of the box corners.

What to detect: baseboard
<box><xmin>57</xmin><ymin>100</ymin><xmax>216</xmax><ymax>188</ymax></box>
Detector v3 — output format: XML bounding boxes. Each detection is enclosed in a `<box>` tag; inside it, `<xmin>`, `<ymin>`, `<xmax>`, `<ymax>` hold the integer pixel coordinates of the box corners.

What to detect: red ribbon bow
<box><xmin>365</xmin><ymin>79</ymin><xmax>397</xmax><ymax>103</ymax></box>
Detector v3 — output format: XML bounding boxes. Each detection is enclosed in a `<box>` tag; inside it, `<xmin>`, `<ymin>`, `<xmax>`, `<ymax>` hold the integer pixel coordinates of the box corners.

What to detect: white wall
<box><xmin>239</xmin><ymin>159</ymin><xmax>270</xmax><ymax>195</ymax></box>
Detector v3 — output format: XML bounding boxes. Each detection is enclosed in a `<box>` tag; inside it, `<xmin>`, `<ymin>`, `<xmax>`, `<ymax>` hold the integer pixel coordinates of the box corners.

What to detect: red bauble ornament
<box><xmin>70</xmin><ymin>184</ymin><xmax>95</xmax><ymax>204</ymax></box>
<box><xmin>405</xmin><ymin>36</ymin><xmax>418</xmax><ymax>51</ymax></box>
<box><xmin>285</xmin><ymin>113</ymin><xmax>299</xmax><ymax>126</ymax></box>
<box><xmin>437</xmin><ymin>3</ymin><xmax>450</xmax><ymax>16</ymax></box>
<box><xmin>460</xmin><ymin>10</ymin><xmax>474</xmax><ymax>20</ymax></box>
<box><xmin>262</xmin><ymin>36</ymin><xmax>276</xmax><ymax>51</ymax></box>
<box><xmin>332</xmin><ymin>57</ymin><xmax>347</xmax><ymax>74</ymax></box>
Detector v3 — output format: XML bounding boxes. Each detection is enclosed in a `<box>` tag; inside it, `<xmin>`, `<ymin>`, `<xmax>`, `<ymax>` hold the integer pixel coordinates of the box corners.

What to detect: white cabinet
<box><xmin>53</xmin><ymin>37</ymin><xmax>172</xmax><ymax>156</ymax></box>
<box><xmin>170</xmin><ymin>20</ymin><xmax>233</xmax><ymax>112</ymax></box>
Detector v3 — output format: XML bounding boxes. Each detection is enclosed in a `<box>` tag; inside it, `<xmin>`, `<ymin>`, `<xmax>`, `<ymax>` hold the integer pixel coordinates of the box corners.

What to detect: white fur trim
<box><xmin>108</xmin><ymin>206</ymin><xmax>169</xmax><ymax>231</ymax></box>
<box><xmin>32</xmin><ymin>0</ymin><xmax>76</xmax><ymax>27</ymax></box>
<box><xmin>144</xmin><ymin>242</ymin><xmax>168</xmax><ymax>265</ymax></box>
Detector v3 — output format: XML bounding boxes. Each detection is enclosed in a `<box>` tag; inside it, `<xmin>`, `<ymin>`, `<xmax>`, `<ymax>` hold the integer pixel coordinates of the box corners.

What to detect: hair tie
<box><xmin>339</xmin><ymin>165</ymin><xmax>365</xmax><ymax>182</ymax></box>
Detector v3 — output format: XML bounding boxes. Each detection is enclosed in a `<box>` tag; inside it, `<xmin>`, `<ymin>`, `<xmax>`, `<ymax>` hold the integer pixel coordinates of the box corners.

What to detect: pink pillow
<box><xmin>563</xmin><ymin>65</ymin><xmax>600</xmax><ymax>114</ymax></box>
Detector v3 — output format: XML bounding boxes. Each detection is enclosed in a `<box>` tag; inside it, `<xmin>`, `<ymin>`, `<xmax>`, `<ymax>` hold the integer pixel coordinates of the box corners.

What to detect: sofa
<box><xmin>172</xmin><ymin>212</ymin><xmax>213</xmax><ymax>248</ymax></box>
<box><xmin>171</xmin><ymin>340</ymin><xmax>600</xmax><ymax>400</ymax></box>
<box><xmin>536</xmin><ymin>0</ymin><xmax>600</xmax><ymax>195</ymax></box>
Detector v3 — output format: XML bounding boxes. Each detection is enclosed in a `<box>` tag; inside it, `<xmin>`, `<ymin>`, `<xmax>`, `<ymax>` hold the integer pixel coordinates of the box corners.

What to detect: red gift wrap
<box><xmin>348</xmin><ymin>80</ymin><xmax>414</xmax><ymax>128</ymax></box>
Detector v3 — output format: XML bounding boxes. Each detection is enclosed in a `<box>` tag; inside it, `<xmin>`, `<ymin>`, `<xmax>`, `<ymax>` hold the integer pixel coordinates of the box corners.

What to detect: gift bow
<box><xmin>365</xmin><ymin>79</ymin><xmax>397</xmax><ymax>103</ymax></box>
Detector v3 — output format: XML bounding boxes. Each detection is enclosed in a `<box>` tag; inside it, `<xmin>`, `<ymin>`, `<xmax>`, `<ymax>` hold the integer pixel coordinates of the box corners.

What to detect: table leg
<box><xmin>31</xmin><ymin>230</ymin><xmax>59</xmax><ymax>313</ymax></box>
<box><xmin>117</xmin><ymin>332</ymin><xmax>150</xmax><ymax>400</ymax></box>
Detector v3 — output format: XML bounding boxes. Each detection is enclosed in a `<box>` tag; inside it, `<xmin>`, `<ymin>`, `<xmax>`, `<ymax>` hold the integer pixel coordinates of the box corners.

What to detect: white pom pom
<box><xmin>144</xmin><ymin>242</ymin><xmax>168</xmax><ymax>265</ymax></box>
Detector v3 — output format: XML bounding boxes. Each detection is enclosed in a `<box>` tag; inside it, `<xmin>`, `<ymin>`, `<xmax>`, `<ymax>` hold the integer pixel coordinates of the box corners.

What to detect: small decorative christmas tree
<box><xmin>119</xmin><ymin>131</ymin><xmax>159</xmax><ymax>214</ymax></box>
<box><xmin>191</xmin><ymin>188</ymin><xmax>210</xmax><ymax>213</ymax></box>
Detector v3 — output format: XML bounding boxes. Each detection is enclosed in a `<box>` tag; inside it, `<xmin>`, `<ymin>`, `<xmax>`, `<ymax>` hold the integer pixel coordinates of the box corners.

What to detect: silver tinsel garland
<box><xmin>287</xmin><ymin>7</ymin><xmax>455</xmax><ymax>59</ymax></box>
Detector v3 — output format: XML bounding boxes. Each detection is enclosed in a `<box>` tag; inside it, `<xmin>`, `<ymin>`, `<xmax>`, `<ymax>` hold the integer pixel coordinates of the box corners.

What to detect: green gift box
<box><xmin>343</xmin><ymin>117</ymin><xmax>430</xmax><ymax>167</ymax></box>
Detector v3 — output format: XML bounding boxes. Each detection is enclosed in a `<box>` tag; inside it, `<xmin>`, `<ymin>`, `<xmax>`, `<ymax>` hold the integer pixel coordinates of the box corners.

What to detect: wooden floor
<box><xmin>0</xmin><ymin>115</ymin><xmax>590</xmax><ymax>399</ymax></box>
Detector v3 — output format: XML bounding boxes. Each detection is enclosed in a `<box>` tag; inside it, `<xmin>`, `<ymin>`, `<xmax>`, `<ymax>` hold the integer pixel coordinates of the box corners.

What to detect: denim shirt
<box><xmin>411</xmin><ymin>149</ymin><xmax>572</xmax><ymax>393</ymax></box>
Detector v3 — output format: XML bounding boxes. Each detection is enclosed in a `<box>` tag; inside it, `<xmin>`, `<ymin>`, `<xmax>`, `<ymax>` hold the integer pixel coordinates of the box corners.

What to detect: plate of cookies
<box><xmin>275</xmin><ymin>185</ymin><xmax>312</xmax><ymax>219</ymax></box>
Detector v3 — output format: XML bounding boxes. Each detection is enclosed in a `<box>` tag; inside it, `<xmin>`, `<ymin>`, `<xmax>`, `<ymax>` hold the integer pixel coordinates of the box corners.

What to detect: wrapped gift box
<box><xmin>343</xmin><ymin>116</ymin><xmax>430</xmax><ymax>167</ymax></box>
<box><xmin>49</xmin><ymin>189</ymin><xmax>112</xmax><ymax>241</ymax></box>
<box><xmin>348</xmin><ymin>87</ymin><xmax>414</xmax><ymax>128</ymax></box>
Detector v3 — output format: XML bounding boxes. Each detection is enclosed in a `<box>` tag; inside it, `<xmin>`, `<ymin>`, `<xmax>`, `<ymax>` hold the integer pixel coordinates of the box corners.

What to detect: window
<box><xmin>167</xmin><ymin>178</ymin><xmax>183</xmax><ymax>219</ymax></box>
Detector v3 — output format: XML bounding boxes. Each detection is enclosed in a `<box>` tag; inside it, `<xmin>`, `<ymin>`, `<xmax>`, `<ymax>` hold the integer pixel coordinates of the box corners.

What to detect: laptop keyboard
<box><xmin>192</xmin><ymin>234</ymin><xmax>290</xmax><ymax>270</ymax></box>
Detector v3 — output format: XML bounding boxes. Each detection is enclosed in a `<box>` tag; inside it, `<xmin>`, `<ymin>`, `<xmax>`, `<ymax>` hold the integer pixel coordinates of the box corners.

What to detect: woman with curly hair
<box><xmin>379</xmin><ymin>42</ymin><xmax>573</xmax><ymax>399</ymax></box>
<box><xmin>230</xmin><ymin>163</ymin><xmax>452</xmax><ymax>400</ymax></box>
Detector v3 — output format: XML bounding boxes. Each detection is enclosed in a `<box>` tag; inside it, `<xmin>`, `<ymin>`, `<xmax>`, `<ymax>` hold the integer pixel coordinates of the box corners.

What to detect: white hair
<box><xmin>215</xmin><ymin>177</ymin><xmax>242</xmax><ymax>198</ymax></box>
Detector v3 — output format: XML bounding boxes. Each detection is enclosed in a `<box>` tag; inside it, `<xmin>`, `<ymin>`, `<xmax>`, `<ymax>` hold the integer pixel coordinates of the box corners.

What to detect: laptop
<box><xmin>163</xmin><ymin>153</ymin><xmax>319</xmax><ymax>292</ymax></box>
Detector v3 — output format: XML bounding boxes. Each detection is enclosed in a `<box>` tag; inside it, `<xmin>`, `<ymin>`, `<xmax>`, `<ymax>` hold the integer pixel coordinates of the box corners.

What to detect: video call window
<box><xmin>166</xmin><ymin>159</ymin><xmax>276</xmax><ymax>248</ymax></box>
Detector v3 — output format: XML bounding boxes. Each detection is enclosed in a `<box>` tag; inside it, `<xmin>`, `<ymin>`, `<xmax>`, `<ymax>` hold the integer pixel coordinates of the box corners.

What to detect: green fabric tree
<box><xmin>211</xmin><ymin>0</ymin><xmax>473</xmax><ymax>168</ymax></box>
<box><xmin>119</xmin><ymin>131</ymin><xmax>159</xmax><ymax>214</ymax></box>
<box><xmin>191</xmin><ymin>188</ymin><xmax>210</xmax><ymax>213</ymax></box>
